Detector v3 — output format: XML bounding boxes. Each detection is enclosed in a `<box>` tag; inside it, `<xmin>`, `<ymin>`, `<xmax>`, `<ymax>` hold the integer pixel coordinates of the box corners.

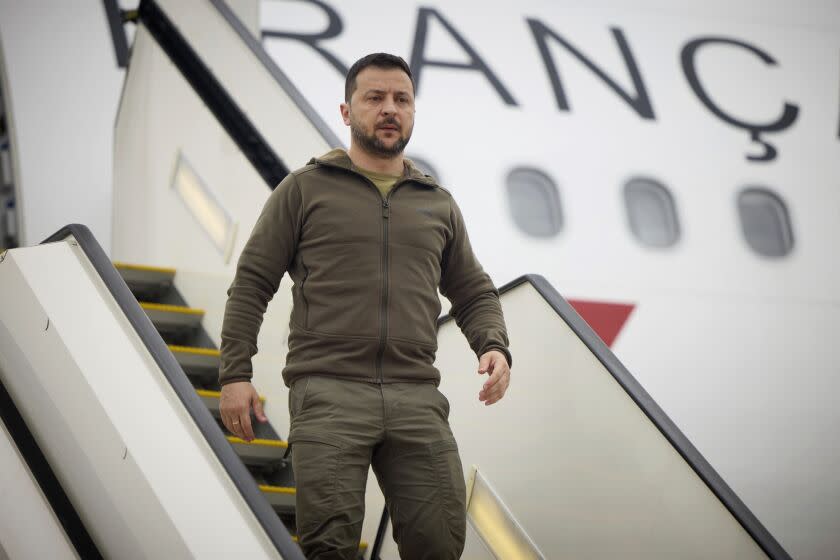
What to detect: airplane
<box><xmin>0</xmin><ymin>0</ymin><xmax>837</xmax><ymax>558</ymax></box>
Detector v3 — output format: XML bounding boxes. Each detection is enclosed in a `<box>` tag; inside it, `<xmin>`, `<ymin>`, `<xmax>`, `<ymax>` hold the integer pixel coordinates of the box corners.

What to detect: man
<box><xmin>218</xmin><ymin>53</ymin><xmax>512</xmax><ymax>559</ymax></box>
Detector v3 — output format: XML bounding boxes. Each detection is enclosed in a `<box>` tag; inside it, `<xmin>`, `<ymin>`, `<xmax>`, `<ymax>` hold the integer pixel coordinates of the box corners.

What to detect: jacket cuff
<box><xmin>219</xmin><ymin>374</ymin><xmax>253</xmax><ymax>387</ymax></box>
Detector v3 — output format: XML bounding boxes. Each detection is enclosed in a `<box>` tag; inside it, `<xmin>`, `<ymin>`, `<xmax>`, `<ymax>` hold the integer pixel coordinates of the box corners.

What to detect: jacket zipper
<box><xmin>356</xmin><ymin>174</ymin><xmax>408</xmax><ymax>384</ymax></box>
<box><xmin>376</xmin><ymin>197</ymin><xmax>388</xmax><ymax>383</ymax></box>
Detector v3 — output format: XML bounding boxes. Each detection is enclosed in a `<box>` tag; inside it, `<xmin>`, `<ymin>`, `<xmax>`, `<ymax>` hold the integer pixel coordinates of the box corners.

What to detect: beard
<box><xmin>350</xmin><ymin>114</ymin><xmax>413</xmax><ymax>158</ymax></box>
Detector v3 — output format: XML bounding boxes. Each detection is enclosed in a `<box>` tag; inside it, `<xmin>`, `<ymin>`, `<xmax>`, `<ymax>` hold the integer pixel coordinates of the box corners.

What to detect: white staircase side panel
<box><xmin>113</xmin><ymin>24</ymin><xmax>269</xmax><ymax>273</ymax></box>
<box><xmin>0</xmin><ymin>417</ymin><xmax>78</xmax><ymax>560</ymax></box>
<box><xmin>0</xmin><ymin>238</ymin><xmax>280</xmax><ymax>559</ymax></box>
<box><xmin>113</xmin><ymin>0</ymin><xmax>334</xmax><ymax>275</ymax></box>
<box><xmin>614</xmin><ymin>294</ymin><xmax>840</xmax><ymax>560</ymax></box>
<box><xmin>378</xmin><ymin>280</ymin><xmax>770</xmax><ymax>559</ymax></box>
<box><xmin>157</xmin><ymin>0</ymin><xmax>335</xmax><ymax>171</ymax></box>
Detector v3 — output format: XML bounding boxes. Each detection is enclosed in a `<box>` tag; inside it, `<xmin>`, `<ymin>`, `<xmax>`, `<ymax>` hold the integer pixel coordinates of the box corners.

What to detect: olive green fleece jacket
<box><xmin>218</xmin><ymin>148</ymin><xmax>512</xmax><ymax>387</ymax></box>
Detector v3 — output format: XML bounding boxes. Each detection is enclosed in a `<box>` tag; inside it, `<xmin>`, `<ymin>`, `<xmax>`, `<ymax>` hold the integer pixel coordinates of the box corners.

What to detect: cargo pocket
<box><xmin>430</xmin><ymin>438</ymin><xmax>467</xmax><ymax>544</ymax></box>
<box><xmin>290</xmin><ymin>432</ymin><xmax>344</xmax><ymax>534</ymax></box>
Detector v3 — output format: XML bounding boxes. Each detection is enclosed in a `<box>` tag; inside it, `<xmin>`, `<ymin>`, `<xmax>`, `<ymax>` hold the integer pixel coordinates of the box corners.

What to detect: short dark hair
<box><xmin>345</xmin><ymin>53</ymin><xmax>415</xmax><ymax>102</ymax></box>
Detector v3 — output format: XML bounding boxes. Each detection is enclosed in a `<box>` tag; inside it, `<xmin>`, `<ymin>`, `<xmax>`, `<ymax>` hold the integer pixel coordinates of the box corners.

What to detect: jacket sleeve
<box><xmin>218</xmin><ymin>173</ymin><xmax>303</xmax><ymax>386</ymax></box>
<box><xmin>439</xmin><ymin>195</ymin><xmax>512</xmax><ymax>368</ymax></box>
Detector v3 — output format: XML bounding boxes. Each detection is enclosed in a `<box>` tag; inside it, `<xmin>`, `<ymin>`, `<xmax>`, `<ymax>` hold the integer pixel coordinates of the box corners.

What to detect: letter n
<box><xmin>527</xmin><ymin>19</ymin><xmax>655</xmax><ymax>119</ymax></box>
<box><xmin>410</xmin><ymin>7</ymin><xmax>517</xmax><ymax>105</ymax></box>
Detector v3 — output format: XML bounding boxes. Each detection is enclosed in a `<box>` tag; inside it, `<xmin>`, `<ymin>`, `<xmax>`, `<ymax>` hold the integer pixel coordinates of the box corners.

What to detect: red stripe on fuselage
<box><xmin>567</xmin><ymin>300</ymin><xmax>635</xmax><ymax>347</ymax></box>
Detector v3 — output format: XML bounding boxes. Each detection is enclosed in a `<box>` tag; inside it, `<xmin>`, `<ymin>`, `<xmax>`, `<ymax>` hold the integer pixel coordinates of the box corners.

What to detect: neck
<box><xmin>347</xmin><ymin>144</ymin><xmax>404</xmax><ymax>175</ymax></box>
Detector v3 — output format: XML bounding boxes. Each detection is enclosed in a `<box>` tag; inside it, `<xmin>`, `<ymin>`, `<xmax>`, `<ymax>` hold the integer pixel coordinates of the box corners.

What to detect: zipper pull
<box><xmin>382</xmin><ymin>200</ymin><xmax>390</xmax><ymax>218</ymax></box>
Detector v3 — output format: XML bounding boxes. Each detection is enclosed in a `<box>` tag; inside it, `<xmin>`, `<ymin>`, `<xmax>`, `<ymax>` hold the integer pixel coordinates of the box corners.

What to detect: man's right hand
<box><xmin>220</xmin><ymin>381</ymin><xmax>267</xmax><ymax>442</ymax></box>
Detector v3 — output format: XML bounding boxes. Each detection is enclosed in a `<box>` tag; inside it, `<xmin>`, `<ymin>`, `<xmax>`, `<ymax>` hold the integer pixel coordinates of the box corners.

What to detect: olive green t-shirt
<box><xmin>353</xmin><ymin>164</ymin><xmax>404</xmax><ymax>199</ymax></box>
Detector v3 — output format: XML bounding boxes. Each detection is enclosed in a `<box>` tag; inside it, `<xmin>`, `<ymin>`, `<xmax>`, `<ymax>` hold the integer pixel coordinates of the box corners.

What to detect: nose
<box><xmin>381</xmin><ymin>95</ymin><xmax>397</xmax><ymax>115</ymax></box>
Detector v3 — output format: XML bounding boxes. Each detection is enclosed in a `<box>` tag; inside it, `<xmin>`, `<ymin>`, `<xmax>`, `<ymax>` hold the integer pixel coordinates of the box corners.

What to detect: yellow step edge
<box><xmin>289</xmin><ymin>536</ymin><xmax>368</xmax><ymax>549</ymax></box>
<box><xmin>196</xmin><ymin>389</ymin><xmax>265</xmax><ymax>403</ymax></box>
<box><xmin>168</xmin><ymin>345</ymin><xmax>220</xmax><ymax>356</ymax></box>
<box><xmin>258</xmin><ymin>485</ymin><xmax>296</xmax><ymax>495</ymax></box>
<box><xmin>113</xmin><ymin>261</ymin><xmax>177</xmax><ymax>274</ymax></box>
<box><xmin>139</xmin><ymin>302</ymin><xmax>204</xmax><ymax>315</ymax></box>
<box><xmin>226</xmin><ymin>436</ymin><xmax>288</xmax><ymax>448</ymax></box>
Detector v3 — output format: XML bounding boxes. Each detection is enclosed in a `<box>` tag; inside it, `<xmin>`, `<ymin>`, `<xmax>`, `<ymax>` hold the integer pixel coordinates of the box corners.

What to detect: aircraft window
<box><xmin>623</xmin><ymin>177</ymin><xmax>680</xmax><ymax>248</ymax></box>
<box><xmin>407</xmin><ymin>155</ymin><xmax>441</xmax><ymax>183</ymax></box>
<box><xmin>505</xmin><ymin>167</ymin><xmax>563</xmax><ymax>238</ymax></box>
<box><xmin>737</xmin><ymin>187</ymin><xmax>794</xmax><ymax>257</ymax></box>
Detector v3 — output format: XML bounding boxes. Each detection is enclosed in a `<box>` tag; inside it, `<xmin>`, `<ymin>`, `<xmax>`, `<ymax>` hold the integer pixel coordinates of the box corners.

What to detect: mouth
<box><xmin>377</xmin><ymin>123</ymin><xmax>399</xmax><ymax>131</ymax></box>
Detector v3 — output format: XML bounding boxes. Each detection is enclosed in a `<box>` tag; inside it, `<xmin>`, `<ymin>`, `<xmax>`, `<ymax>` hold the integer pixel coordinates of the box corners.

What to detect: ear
<box><xmin>340</xmin><ymin>102</ymin><xmax>351</xmax><ymax>126</ymax></box>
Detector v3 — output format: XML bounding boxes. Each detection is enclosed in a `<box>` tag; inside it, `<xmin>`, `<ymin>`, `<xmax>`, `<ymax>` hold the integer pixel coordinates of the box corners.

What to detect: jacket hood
<box><xmin>309</xmin><ymin>148</ymin><xmax>440</xmax><ymax>188</ymax></box>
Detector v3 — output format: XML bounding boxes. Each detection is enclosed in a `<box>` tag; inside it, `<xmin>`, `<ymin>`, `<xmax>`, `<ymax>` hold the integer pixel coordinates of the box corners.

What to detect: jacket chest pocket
<box><xmin>388</xmin><ymin>200</ymin><xmax>449</xmax><ymax>258</ymax></box>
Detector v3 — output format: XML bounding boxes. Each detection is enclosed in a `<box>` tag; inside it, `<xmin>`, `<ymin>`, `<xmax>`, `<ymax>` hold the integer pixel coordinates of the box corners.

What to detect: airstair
<box><xmin>0</xmin><ymin>223</ymin><xmax>791</xmax><ymax>559</ymax></box>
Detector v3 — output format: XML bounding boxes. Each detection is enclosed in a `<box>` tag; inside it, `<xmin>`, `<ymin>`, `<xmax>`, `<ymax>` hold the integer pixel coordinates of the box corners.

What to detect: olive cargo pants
<box><xmin>288</xmin><ymin>375</ymin><xmax>467</xmax><ymax>559</ymax></box>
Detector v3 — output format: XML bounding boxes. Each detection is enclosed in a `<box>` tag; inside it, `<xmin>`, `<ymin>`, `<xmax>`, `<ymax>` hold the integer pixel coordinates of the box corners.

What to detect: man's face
<box><xmin>341</xmin><ymin>66</ymin><xmax>415</xmax><ymax>158</ymax></box>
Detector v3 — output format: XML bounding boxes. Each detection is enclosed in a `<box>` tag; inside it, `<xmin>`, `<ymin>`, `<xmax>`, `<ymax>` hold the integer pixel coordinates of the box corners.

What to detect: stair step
<box><xmin>226</xmin><ymin>436</ymin><xmax>288</xmax><ymax>465</ymax></box>
<box><xmin>113</xmin><ymin>261</ymin><xmax>176</xmax><ymax>277</ymax></box>
<box><xmin>114</xmin><ymin>261</ymin><xmax>175</xmax><ymax>298</ymax></box>
<box><xmin>168</xmin><ymin>345</ymin><xmax>219</xmax><ymax>384</ymax></box>
<box><xmin>140</xmin><ymin>302</ymin><xmax>204</xmax><ymax>336</ymax></box>
<box><xmin>169</xmin><ymin>344</ymin><xmax>220</xmax><ymax>360</ymax></box>
<box><xmin>258</xmin><ymin>484</ymin><xmax>296</xmax><ymax>512</ymax></box>
<box><xmin>196</xmin><ymin>389</ymin><xmax>264</xmax><ymax>415</ymax></box>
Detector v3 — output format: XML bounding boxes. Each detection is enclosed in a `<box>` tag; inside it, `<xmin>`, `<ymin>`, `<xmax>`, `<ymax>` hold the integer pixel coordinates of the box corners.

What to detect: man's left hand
<box><xmin>477</xmin><ymin>350</ymin><xmax>510</xmax><ymax>406</ymax></box>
